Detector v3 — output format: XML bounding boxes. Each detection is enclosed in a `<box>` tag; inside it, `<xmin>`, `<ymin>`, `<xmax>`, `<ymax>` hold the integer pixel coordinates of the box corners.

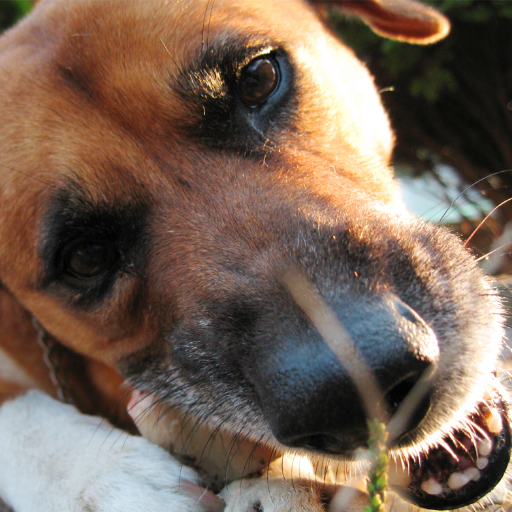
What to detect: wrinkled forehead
<box><xmin>51</xmin><ymin>0</ymin><xmax>371</xmax><ymax>92</ymax></box>
<box><xmin>53</xmin><ymin>8</ymin><xmax>316</xmax><ymax>97</ymax></box>
<box><xmin>9</xmin><ymin>0</ymin><xmax>392</xmax><ymax>201</ymax></box>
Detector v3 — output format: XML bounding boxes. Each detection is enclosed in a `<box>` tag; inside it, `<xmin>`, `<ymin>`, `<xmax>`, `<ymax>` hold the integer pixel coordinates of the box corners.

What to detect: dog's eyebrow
<box><xmin>176</xmin><ymin>33</ymin><xmax>278</xmax><ymax>100</ymax></box>
<box><xmin>173</xmin><ymin>33</ymin><xmax>297</xmax><ymax>154</ymax></box>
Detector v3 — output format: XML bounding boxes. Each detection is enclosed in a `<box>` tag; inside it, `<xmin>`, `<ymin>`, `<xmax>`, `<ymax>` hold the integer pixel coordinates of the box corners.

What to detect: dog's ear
<box><xmin>310</xmin><ymin>0</ymin><xmax>450</xmax><ymax>44</ymax></box>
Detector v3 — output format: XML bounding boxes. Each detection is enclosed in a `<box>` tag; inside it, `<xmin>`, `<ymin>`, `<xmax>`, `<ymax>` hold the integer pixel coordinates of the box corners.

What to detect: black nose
<box><xmin>250</xmin><ymin>293</ymin><xmax>439</xmax><ymax>455</ymax></box>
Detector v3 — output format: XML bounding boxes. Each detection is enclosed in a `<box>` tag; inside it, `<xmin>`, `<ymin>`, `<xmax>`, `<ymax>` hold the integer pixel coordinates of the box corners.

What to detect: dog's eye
<box><xmin>63</xmin><ymin>241</ymin><xmax>118</xmax><ymax>281</ymax></box>
<box><xmin>238</xmin><ymin>56</ymin><xmax>279</xmax><ymax>108</ymax></box>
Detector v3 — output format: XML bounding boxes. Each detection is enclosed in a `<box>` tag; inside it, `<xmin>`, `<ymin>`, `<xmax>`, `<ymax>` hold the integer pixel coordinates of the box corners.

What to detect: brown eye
<box><xmin>238</xmin><ymin>56</ymin><xmax>279</xmax><ymax>108</ymax></box>
<box><xmin>64</xmin><ymin>241</ymin><xmax>117</xmax><ymax>280</ymax></box>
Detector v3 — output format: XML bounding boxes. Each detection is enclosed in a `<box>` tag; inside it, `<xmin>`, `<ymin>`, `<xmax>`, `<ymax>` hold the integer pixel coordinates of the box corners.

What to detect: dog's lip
<box><xmin>300</xmin><ymin>391</ymin><xmax>510</xmax><ymax>511</ymax></box>
<box><xmin>389</xmin><ymin>392</ymin><xmax>511</xmax><ymax>510</ymax></box>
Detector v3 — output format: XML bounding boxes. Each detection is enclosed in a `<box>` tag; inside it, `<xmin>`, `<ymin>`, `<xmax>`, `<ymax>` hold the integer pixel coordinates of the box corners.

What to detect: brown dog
<box><xmin>0</xmin><ymin>1</ymin><xmax>509</xmax><ymax>511</ymax></box>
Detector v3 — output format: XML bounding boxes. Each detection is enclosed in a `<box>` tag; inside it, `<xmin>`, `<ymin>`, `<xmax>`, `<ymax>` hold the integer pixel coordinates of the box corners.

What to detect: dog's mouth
<box><xmin>389</xmin><ymin>392</ymin><xmax>511</xmax><ymax>510</ymax></box>
<box><xmin>305</xmin><ymin>391</ymin><xmax>511</xmax><ymax>511</ymax></box>
<box><xmin>128</xmin><ymin>388</ymin><xmax>510</xmax><ymax>510</ymax></box>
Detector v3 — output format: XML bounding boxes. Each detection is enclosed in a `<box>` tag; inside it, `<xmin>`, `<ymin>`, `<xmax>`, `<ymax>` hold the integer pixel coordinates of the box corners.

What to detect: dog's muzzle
<box><xmin>247</xmin><ymin>290</ymin><xmax>511</xmax><ymax>510</ymax></box>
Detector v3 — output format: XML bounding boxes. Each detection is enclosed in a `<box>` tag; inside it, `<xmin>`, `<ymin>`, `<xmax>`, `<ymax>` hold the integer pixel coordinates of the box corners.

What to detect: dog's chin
<box><xmin>278</xmin><ymin>388</ymin><xmax>510</xmax><ymax>511</ymax></box>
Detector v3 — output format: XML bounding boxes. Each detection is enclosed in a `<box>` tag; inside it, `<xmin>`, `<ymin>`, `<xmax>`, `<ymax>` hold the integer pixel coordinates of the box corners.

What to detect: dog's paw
<box><xmin>219</xmin><ymin>456</ymin><xmax>372</xmax><ymax>512</ymax></box>
<box><xmin>0</xmin><ymin>391</ymin><xmax>223</xmax><ymax>512</ymax></box>
<box><xmin>70</xmin><ymin>434</ymin><xmax>225</xmax><ymax>512</ymax></box>
<box><xmin>220</xmin><ymin>478</ymin><xmax>328</xmax><ymax>512</ymax></box>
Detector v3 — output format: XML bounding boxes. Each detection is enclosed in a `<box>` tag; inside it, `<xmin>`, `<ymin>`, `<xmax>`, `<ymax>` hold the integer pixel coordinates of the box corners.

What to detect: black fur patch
<box><xmin>174</xmin><ymin>34</ymin><xmax>298</xmax><ymax>155</ymax></box>
<box><xmin>38</xmin><ymin>176</ymin><xmax>150</xmax><ymax>308</ymax></box>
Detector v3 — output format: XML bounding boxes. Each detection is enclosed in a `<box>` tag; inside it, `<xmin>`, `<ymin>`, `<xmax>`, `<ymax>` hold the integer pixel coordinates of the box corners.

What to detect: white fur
<box><xmin>221</xmin><ymin>478</ymin><xmax>325</xmax><ymax>512</ymax></box>
<box><xmin>0</xmin><ymin>391</ymin><xmax>338</xmax><ymax>512</ymax></box>
<box><xmin>0</xmin><ymin>391</ymin><xmax>206</xmax><ymax>512</ymax></box>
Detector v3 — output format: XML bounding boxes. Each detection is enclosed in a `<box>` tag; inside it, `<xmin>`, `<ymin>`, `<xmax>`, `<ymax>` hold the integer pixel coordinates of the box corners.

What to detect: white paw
<box><xmin>0</xmin><ymin>391</ymin><xmax>224</xmax><ymax>512</ymax></box>
<box><xmin>220</xmin><ymin>478</ymin><xmax>326</xmax><ymax>512</ymax></box>
<box><xmin>219</xmin><ymin>455</ymin><xmax>371</xmax><ymax>512</ymax></box>
<box><xmin>70</xmin><ymin>433</ymin><xmax>224</xmax><ymax>512</ymax></box>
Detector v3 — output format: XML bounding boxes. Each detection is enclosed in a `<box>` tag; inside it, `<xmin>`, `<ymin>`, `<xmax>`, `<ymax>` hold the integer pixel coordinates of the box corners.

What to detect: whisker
<box><xmin>239</xmin><ymin>433</ymin><xmax>270</xmax><ymax>481</ymax></box>
<box><xmin>201</xmin><ymin>0</ymin><xmax>216</xmax><ymax>53</ymax></box>
<box><xmin>475</xmin><ymin>242</ymin><xmax>512</xmax><ymax>263</ymax></box>
<box><xmin>157</xmin><ymin>32</ymin><xmax>180</xmax><ymax>70</ymax></box>
<box><xmin>464</xmin><ymin>197</ymin><xmax>512</xmax><ymax>247</ymax></box>
<box><xmin>438</xmin><ymin>169</ymin><xmax>512</xmax><ymax>225</ymax></box>
<box><xmin>181</xmin><ymin>400</ymin><xmax>228</xmax><ymax>458</ymax></box>
<box><xmin>0</xmin><ymin>162</ymin><xmax>56</xmax><ymax>189</ymax></box>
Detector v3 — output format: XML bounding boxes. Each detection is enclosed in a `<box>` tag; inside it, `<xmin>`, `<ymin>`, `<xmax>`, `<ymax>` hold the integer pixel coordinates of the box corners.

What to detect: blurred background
<box><xmin>330</xmin><ymin>1</ymin><xmax>512</xmax><ymax>272</ymax></box>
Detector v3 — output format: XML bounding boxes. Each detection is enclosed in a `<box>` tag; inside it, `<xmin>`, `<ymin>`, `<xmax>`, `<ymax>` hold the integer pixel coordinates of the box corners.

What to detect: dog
<box><xmin>0</xmin><ymin>0</ymin><xmax>510</xmax><ymax>511</ymax></box>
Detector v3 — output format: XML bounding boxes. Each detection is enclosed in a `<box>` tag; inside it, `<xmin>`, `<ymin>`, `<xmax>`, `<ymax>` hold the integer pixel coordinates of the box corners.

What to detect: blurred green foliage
<box><xmin>0</xmin><ymin>0</ymin><xmax>32</xmax><ymax>32</ymax></box>
<box><xmin>331</xmin><ymin>0</ymin><xmax>512</xmax><ymax>228</ymax></box>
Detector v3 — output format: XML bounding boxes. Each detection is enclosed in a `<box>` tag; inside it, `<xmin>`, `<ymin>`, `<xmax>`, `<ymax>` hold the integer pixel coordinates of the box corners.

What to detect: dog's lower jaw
<box><xmin>122</xmin><ymin>210</ymin><xmax>509</xmax><ymax>510</ymax></box>
<box><xmin>281</xmin><ymin>386</ymin><xmax>512</xmax><ymax>511</ymax></box>
<box><xmin>266</xmin><ymin>389</ymin><xmax>512</xmax><ymax>511</ymax></box>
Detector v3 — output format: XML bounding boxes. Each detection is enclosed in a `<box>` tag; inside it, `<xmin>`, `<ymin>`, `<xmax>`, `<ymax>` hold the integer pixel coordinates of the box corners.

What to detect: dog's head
<box><xmin>0</xmin><ymin>0</ymin><xmax>508</xmax><ymax>509</ymax></box>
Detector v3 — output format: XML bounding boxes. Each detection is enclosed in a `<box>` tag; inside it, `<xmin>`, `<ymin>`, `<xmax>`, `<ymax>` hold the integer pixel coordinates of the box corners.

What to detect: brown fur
<box><xmin>0</xmin><ymin>0</ymin><xmax>405</xmax><ymax>418</ymax></box>
<box><xmin>0</xmin><ymin>1</ymin><xmax>507</xmax><ymax>511</ymax></box>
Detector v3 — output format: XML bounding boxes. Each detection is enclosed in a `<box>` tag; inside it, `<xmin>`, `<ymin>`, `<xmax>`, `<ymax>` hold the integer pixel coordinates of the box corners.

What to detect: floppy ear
<box><xmin>310</xmin><ymin>0</ymin><xmax>450</xmax><ymax>44</ymax></box>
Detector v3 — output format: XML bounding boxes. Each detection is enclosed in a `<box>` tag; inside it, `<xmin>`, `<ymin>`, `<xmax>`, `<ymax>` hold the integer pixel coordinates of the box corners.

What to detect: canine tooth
<box><xmin>486</xmin><ymin>408</ymin><xmax>502</xmax><ymax>434</ymax></box>
<box><xmin>477</xmin><ymin>437</ymin><xmax>493</xmax><ymax>457</ymax></box>
<box><xmin>421</xmin><ymin>479</ymin><xmax>443</xmax><ymax>495</ymax></box>
<box><xmin>476</xmin><ymin>457</ymin><xmax>489</xmax><ymax>469</ymax></box>
<box><xmin>448</xmin><ymin>471</ymin><xmax>472</xmax><ymax>490</ymax></box>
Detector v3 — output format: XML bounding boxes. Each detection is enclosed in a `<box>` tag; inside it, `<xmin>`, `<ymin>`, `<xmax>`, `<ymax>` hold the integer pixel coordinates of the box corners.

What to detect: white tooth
<box><xmin>468</xmin><ymin>467</ymin><xmax>481</xmax><ymax>481</ymax></box>
<box><xmin>477</xmin><ymin>437</ymin><xmax>493</xmax><ymax>457</ymax></box>
<box><xmin>486</xmin><ymin>408</ymin><xmax>502</xmax><ymax>435</ymax></box>
<box><xmin>421</xmin><ymin>479</ymin><xmax>443</xmax><ymax>495</ymax></box>
<box><xmin>476</xmin><ymin>457</ymin><xmax>489</xmax><ymax>470</ymax></box>
<box><xmin>447</xmin><ymin>467</ymin><xmax>481</xmax><ymax>490</ymax></box>
<box><xmin>448</xmin><ymin>471</ymin><xmax>472</xmax><ymax>490</ymax></box>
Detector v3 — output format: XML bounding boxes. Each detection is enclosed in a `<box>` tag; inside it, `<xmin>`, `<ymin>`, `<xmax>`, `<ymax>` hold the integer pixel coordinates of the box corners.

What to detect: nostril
<box><xmin>385</xmin><ymin>375</ymin><xmax>418</xmax><ymax>414</ymax></box>
<box><xmin>385</xmin><ymin>374</ymin><xmax>432</xmax><ymax>438</ymax></box>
